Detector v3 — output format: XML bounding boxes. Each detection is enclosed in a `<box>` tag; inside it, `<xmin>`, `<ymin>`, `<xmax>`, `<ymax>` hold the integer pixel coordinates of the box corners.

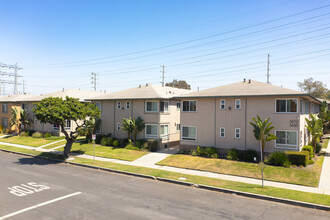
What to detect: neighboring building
<box><xmin>176</xmin><ymin>80</ymin><xmax>321</xmax><ymax>153</ymax></box>
<box><xmin>88</xmin><ymin>84</ymin><xmax>191</xmax><ymax>148</ymax></box>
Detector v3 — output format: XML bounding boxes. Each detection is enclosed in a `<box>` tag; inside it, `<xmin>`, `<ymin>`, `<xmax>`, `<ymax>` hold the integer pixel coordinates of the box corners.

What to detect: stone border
<box><xmin>1</xmin><ymin>148</ymin><xmax>329</xmax><ymax>212</ymax></box>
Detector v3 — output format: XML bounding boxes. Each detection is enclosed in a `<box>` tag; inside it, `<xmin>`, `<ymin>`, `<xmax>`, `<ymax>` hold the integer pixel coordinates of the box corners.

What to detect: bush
<box><xmin>266</xmin><ymin>151</ymin><xmax>288</xmax><ymax>167</ymax></box>
<box><xmin>122</xmin><ymin>138</ymin><xmax>129</xmax><ymax>146</ymax></box>
<box><xmin>32</xmin><ymin>132</ymin><xmax>43</xmax><ymax>138</ymax></box>
<box><xmin>192</xmin><ymin>146</ymin><xmax>218</xmax><ymax>158</ymax></box>
<box><xmin>27</xmin><ymin>130</ymin><xmax>35</xmax><ymax>136</ymax></box>
<box><xmin>125</xmin><ymin>146</ymin><xmax>140</xmax><ymax>150</ymax></box>
<box><xmin>315</xmin><ymin>142</ymin><xmax>322</xmax><ymax>153</ymax></box>
<box><xmin>226</xmin><ymin>148</ymin><xmax>239</xmax><ymax>161</ymax></box>
<box><xmin>147</xmin><ymin>139</ymin><xmax>158</xmax><ymax>152</ymax></box>
<box><xmin>19</xmin><ymin>131</ymin><xmax>29</xmax><ymax>137</ymax></box>
<box><xmin>44</xmin><ymin>133</ymin><xmax>52</xmax><ymax>138</ymax></box>
<box><xmin>112</xmin><ymin>140</ymin><xmax>120</xmax><ymax>148</ymax></box>
<box><xmin>302</xmin><ymin>145</ymin><xmax>314</xmax><ymax>159</ymax></box>
<box><xmin>241</xmin><ymin>149</ymin><xmax>257</xmax><ymax>162</ymax></box>
<box><xmin>285</xmin><ymin>151</ymin><xmax>309</xmax><ymax>167</ymax></box>
<box><xmin>100</xmin><ymin>137</ymin><xmax>113</xmax><ymax>146</ymax></box>
<box><xmin>283</xmin><ymin>160</ymin><xmax>291</xmax><ymax>168</ymax></box>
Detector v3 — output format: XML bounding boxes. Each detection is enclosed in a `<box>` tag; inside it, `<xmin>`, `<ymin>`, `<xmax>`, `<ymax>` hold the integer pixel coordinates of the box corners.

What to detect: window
<box><xmin>176</xmin><ymin>124</ymin><xmax>180</xmax><ymax>131</ymax></box>
<box><xmin>305</xmin><ymin>101</ymin><xmax>310</xmax><ymax>113</ymax></box>
<box><xmin>34</xmin><ymin>118</ymin><xmax>38</xmax><ymax>125</ymax></box>
<box><xmin>145</xmin><ymin>124</ymin><xmax>158</xmax><ymax>137</ymax></box>
<box><xmin>177</xmin><ymin>102</ymin><xmax>181</xmax><ymax>110</ymax></box>
<box><xmin>235</xmin><ymin>128</ymin><xmax>240</xmax><ymax>139</ymax></box>
<box><xmin>2</xmin><ymin>103</ymin><xmax>8</xmax><ymax>113</ymax></box>
<box><xmin>2</xmin><ymin>118</ymin><xmax>8</xmax><ymax>128</ymax></box>
<box><xmin>21</xmin><ymin>103</ymin><xmax>27</xmax><ymax>111</ymax></box>
<box><xmin>220</xmin><ymin>99</ymin><xmax>226</xmax><ymax>110</ymax></box>
<box><xmin>276</xmin><ymin>99</ymin><xmax>298</xmax><ymax>113</ymax></box>
<box><xmin>146</xmin><ymin>101</ymin><xmax>158</xmax><ymax>112</ymax></box>
<box><xmin>220</xmin><ymin>127</ymin><xmax>225</xmax><ymax>138</ymax></box>
<box><xmin>276</xmin><ymin>130</ymin><xmax>298</xmax><ymax>149</ymax></box>
<box><xmin>160</xmin><ymin>101</ymin><xmax>169</xmax><ymax>112</ymax></box>
<box><xmin>117</xmin><ymin>102</ymin><xmax>121</xmax><ymax>109</ymax></box>
<box><xmin>160</xmin><ymin>124</ymin><xmax>169</xmax><ymax>136</ymax></box>
<box><xmin>117</xmin><ymin>122</ymin><xmax>120</xmax><ymax>131</ymax></box>
<box><xmin>52</xmin><ymin>124</ymin><xmax>60</xmax><ymax>131</ymax></box>
<box><xmin>235</xmin><ymin>99</ymin><xmax>241</xmax><ymax>109</ymax></box>
<box><xmin>64</xmin><ymin>120</ymin><xmax>71</xmax><ymax>130</ymax></box>
<box><xmin>182</xmin><ymin>101</ymin><xmax>196</xmax><ymax>112</ymax></box>
<box><xmin>182</xmin><ymin>126</ymin><xmax>197</xmax><ymax>141</ymax></box>
<box><xmin>95</xmin><ymin>102</ymin><xmax>101</xmax><ymax>112</ymax></box>
<box><xmin>126</xmin><ymin>101</ymin><xmax>130</xmax><ymax>109</ymax></box>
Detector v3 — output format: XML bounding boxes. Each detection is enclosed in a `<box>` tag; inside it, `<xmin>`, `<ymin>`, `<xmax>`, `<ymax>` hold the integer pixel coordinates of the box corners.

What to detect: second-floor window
<box><xmin>160</xmin><ymin>101</ymin><xmax>169</xmax><ymax>112</ymax></box>
<box><xmin>235</xmin><ymin>99</ymin><xmax>241</xmax><ymax>109</ymax></box>
<box><xmin>220</xmin><ymin>99</ymin><xmax>226</xmax><ymax>109</ymax></box>
<box><xmin>177</xmin><ymin>102</ymin><xmax>181</xmax><ymax>110</ymax></box>
<box><xmin>126</xmin><ymin>101</ymin><xmax>130</xmax><ymax>109</ymax></box>
<box><xmin>276</xmin><ymin>99</ymin><xmax>298</xmax><ymax>113</ymax></box>
<box><xmin>146</xmin><ymin>101</ymin><xmax>158</xmax><ymax>112</ymax></box>
<box><xmin>117</xmin><ymin>102</ymin><xmax>121</xmax><ymax>109</ymax></box>
<box><xmin>95</xmin><ymin>102</ymin><xmax>101</xmax><ymax>112</ymax></box>
<box><xmin>21</xmin><ymin>103</ymin><xmax>28</xmax><ymax>111</ymax></box>
<box><xmin>2</xmin><ymin>103</ymin><xmax>8</xmax><ymax>113</ymax></box>
<box><xmin>182</xmin><ymin>101</ymin><xmax>196</xmax><ymax>112</ymax></box>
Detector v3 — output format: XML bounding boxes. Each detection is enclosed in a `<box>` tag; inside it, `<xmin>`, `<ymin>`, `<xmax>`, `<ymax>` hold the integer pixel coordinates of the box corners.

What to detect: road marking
<box><xmin>0</xmin><ymin>192</ymin><xmax>82</xmax><ymax>219</ymax></box>
<box><xmin>8</xmin><ymin>182</ymin><xmax>50</xmax><ymax>197</ymax></box>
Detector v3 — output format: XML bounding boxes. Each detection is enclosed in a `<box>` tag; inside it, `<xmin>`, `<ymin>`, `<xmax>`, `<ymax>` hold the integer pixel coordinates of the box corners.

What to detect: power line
<box><xmin>91</xmin><ymin>72</ymin><xmax>98</xmax><ymax>91</ymax></box>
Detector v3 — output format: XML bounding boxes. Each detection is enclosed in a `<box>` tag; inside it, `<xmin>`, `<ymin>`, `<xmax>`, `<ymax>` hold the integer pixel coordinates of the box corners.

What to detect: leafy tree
<box><xmin>165</xmin><ymin>79</ymin><xmax>191</xmax><ymax>90</ymax></box>
<box><xmin>297</xmin><ymin>78</ymin><xmax>328</xmax><ymax>99</ymax></box>
<box><xmin>250</xmin><ymin>116</ymin><xmax>277</xmax><ymax>162</ymax></box>
<box><xmin>132</xmin><ymin>117</ymin><xmax>145</xmax><ymax>142</ymax></box>
<box><xmin>9</xmin><ymin>108</ymin><xmax>20</xmax><ymax>132</ymax></box>
<box><xmin>121</xmin><ymin>117</ymin><xmax>134</xmax><ymax>139</ymax></box>
<box><xmin>19</xmin><ymin>109</ymin><xmax>33</xmax><ymax>131</ymax></box>
<box><xmin>318</xmin><ymin>101</ymin><xmax>330</xmax><ymax>131</ymax></box>
<box><xmin>33</xmin><ymin>96</ymin><xmax>100</xmax><ymax>158</ymax></box>
<box><xmin>305</xmin><ymin>114</ymin><xmax>323</xmax><ymax>152</ymax></box>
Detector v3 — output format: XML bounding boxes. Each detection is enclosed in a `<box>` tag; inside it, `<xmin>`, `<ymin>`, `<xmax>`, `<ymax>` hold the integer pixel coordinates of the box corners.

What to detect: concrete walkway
<box><xmin>319</xmin><ymin>139</ymin><xmax>330</xmax><ymax>190</ymax></box>
<box><xmin>1</xmin><ymin>140</ymin><xmax>330</xmax><ymax>195</ymax></box>
<box><xmin>36</xmin><ymin>139</ymin><xmax>66</xmax><ymax>150</ymax></box>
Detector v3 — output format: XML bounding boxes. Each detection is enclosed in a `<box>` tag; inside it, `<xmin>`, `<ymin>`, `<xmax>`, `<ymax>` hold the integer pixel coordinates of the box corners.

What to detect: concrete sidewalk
<box><xmin>319</xmin><ymin>139</ymin><xmax>330</xmax><ymax>190</ymax></box>
<box><xmin>1</xmin><ymin>140</ymin><xmax>330</xmax><ymax>195</ymax></box>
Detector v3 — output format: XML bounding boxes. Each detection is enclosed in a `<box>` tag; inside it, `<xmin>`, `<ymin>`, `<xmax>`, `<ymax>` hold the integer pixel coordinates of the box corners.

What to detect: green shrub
<box><xmin>191</xmin><ymin>146</ymin><xmax>218</xmax><ymax>158</ymax></box>
<box><xmin>95</xmin><ymin>134</ymin><xmax>103</xmax><ymax>144</ymax></box>
<box><xmin>125</xmin><ymin>146</ymin><xmax>140</xmax><ymax>150</ymax></box>
<box><xmin>315</xmin><ymin>142</ymin><xmax>322</xmax><ymax>153</ymax></box>
<box><xmin>266</xmin><ymin>151</ymin><xmax>288</xmax><ymax>167</ymax></box>
<box><xmin>19</xmin><ymin>131</ymin><xmax>29</xmax><ymax>137</ymax></box>
<box><xmin>44</xmin><ymin>133</ymin><xmax>52</xmax><ymax>138</ymax></box>
<box><xmin>32</xmin><ymin>132</ymin><xmax>43</xmax><ymax>138</ymax></box>
<box><xmin>100</xmin><ymin>137</ymin><xmax>113</xmax><ymax>146</ymax></box>
<box><xmin>122</xmin><ymin>138</ymin><xmax>129</xmax><ymax>146</ymax></box>
<box><xmin>241</xmin><ymin>149</ymin><xmax>257</xmax><ymax>162</ymax></box>
<box><xmin>226</xmin><ymin>148</ymin><xmax>239</xmax><ymax>161</ymax></box>
<box><xmin>309</xmin><ymin>160</ymin><xmax>315</xmax><ymax>165</ymax></box>
<box><xmin>147</xmin><ymin>139</ymin><xmax>158</xmax><ymax>152</ymax></box>
<box><xmin>78</xmin><ymin>128</ymin><xmax>87</xmax><ymax>137</ymax></box>
<box><xmin>283</xmin><ymin>160</ymin><xmax>291</xmax><ymax>168</ymax></box>
<box><xmin>112</xmin><ymin>140</ymin><xmax>120</xmax><ymax>148</ymax></box>
<box><xmin>285</xmin><ymin>151</ymin><xmax>309</xmax><ymax>167</ymax></box>
<box><xmin>302</xmin><ymin>145</ymin><xmax>314</xmax><ymax>159</ymax></box>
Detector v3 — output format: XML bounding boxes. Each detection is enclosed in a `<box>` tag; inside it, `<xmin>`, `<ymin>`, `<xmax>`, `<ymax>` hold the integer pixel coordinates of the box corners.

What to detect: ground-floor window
<box><xmin>235</xmin><ymin>128</ymin><xmax>240</xmax><ymax>139</ymax></box>
<box><xmin>64</xmin><ymin>120</ymin><xmax>71</xmax><ymax>130</ymax></box>
<box><xmin>182</xmin><ymin>126</ymin><xmax>197</xmax><ymax>141</ymax></box>
<box><xmin>220</xmin><ymin>127</ymin><xmax>225</xmax><ymax>138</ymax></box>
<box><xmin>275</xmin><ymin>130</ymin><xmax>298</xmax><ymax>149</ymax></box>
<box><xmin>160</xmin><ymin>124</ymin><xmax>169</xmax><ymax>136</ymax></box>
<box><xmin>52</xmin><ymin>124</ymin><xmax>60</xmax><ymax>131</ymax></box>
<box><xmin>2</xmin><ymin>117</ymin><xmax>8</xmax><ymax>128</ymax></box>
<box><xmin>145</xmin><ymin>124</ymin><xmax>158</xmax><ymax>138</ymax></box>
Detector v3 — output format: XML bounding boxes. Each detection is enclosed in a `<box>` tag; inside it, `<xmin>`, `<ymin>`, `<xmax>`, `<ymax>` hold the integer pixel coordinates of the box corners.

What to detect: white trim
<box><xmin>220</xmin><ymin>99</ymin><xmax>226</xmax><ymax>110</ymax></box>
<box><xmin>64</xmin><ymin>120</ymin><xmax>71</xmax><ymax>130</ymax></box>
<box><xmin>220</xmin><ymin>127</ymin><xmax>225</xmax><ymax>138</ymax></box>
<box><xmin>181</xmin><ymin>126</ymin><xmax>197</xmax><ymax>141</ymax></box>
<box><xmin>275</xmin><ymin>98</ymin><xmax>298</xmax><ymax>113</ymax></box>
<box><xmin>275</xmin><ymin>130</ymin><xmax>298</xmax><ymax>150</ymax></box>
<box><xmin>145</xmin><ymin>101</ymin><xmax>159</xmax><ymax>113</ymax></box>
<box><xmin>182</xmin><ymin>100</ymin><xmax>197</xmax><ymax>112</ymax></box>
<box><xmin>235</xmin><ymin>99</ymin><xmax>241</xmax><ymax>110</ymax></box>
<box><xmin>176</xmin><ymin>101</ymin><xmax>181</xmax><ymax>110</ymax></box>
<box><xmin>235</xmin><ymin>128</ymin><xmax>240</xmax><ymax>139</ymax></box>
<box><xmin>176</xmin><ymin>123</ymin><xmax>180</xmax><ymax>131</ymax></box>
<box><xmin>145</xmin><ymin>123</ymin><xmax>158</xmax><ymax>138</ymax></box>
<box><xmin>160</xmin><ymin>101</ymin><xmax>169</xmax><ymax>113</ymax></box>
<box><xmin>160</xmin><ymin>124</ymin><xmax>169</xmax><ymax>139</ymax></box>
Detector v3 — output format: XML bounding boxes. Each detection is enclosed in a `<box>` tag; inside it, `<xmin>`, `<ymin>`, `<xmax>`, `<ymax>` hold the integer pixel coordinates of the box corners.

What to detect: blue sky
<box><xmin>0</xmin><ymin>0</ymin><xmax>329</xmax><ymax>94</ymax></box>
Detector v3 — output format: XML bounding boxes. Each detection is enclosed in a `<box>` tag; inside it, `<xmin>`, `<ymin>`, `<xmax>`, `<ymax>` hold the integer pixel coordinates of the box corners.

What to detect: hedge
<box><xmin>285</xmin><ymin>151</ymin><xmax>309</xmax><ymax>167</ymax></box>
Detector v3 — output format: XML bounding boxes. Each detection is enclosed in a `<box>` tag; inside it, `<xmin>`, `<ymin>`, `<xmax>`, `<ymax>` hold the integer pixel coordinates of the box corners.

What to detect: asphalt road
<box><xmin>0</xmin><ymin>151</ymin><xmax>329</xmax><ymax>220</ymax></box>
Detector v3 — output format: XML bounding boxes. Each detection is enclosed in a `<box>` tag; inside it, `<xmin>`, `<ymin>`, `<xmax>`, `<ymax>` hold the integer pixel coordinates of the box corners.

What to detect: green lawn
<box><xmin>56</xmin><ymin>143</ymin><xmax>148</xmax><ymax>161</ymax></box>
<box><xmin>0</xmin><ymin>136</ymin><xmax>65</xmax><ymax>147</ymax></box>
<box><xmin>42</xmin><ymin>140</ymin><xmax>66</xmax><ymax>149</ymax></box>
<box><xmin>157</xmin><ymin>154</ymin><xmax>324</xmax><ymax>187</ymax></box>
<box><xmin>322</xmin><ymin>138</ymin><xmax>329</xmax><ymax>149</ymax></box>
<box><xmin>0</xmin><ymin>145</ymin><xmax>329</xmax><ymax>207</ymax></box>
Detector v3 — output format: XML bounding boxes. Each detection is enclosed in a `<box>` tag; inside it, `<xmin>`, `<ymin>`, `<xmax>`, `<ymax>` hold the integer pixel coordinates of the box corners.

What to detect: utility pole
<box><xmin>160</xmin><ymin>65</ymin><xmax>165</xmax><ymax>87</ymax></box>
<box><xmin>266</xmin><ymin>54</ymin><xmax>271</xmax><ymax>84</ymax></box>
<box><xmin>0</xmin><ymin>62</ymin><xmax>23</xmax><ymax>95</ymax></box>
<box><xmin>91</xmin><ymin>72</ymin><xmax>97</xmax><ymax>91</ymax></box>
<box><xmin>23</xmin><ymin>80</ymin><xmax>25</xmax><ymax>94</ymax></box>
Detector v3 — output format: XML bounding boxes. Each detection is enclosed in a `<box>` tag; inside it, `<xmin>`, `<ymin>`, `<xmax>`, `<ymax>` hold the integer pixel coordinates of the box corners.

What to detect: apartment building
<box><xmin>176</xmin><ymin>80</ymin><xmax>321</xmax><ymax>153</ymax></box>
<box><xmin>88</xmin><ymin>84</ymin><xmax>191</xmax><ymax>148</ymax></box>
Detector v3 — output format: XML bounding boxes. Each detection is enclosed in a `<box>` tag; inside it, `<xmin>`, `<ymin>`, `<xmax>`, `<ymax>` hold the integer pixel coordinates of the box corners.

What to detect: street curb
<box><xmin>1</xmin><ymin>149</ymin><xmax>330</xmax><ymax>212</ymax></box>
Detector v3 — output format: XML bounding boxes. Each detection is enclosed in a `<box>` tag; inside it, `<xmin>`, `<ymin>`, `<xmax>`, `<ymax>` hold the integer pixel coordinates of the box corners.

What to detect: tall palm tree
<box><xmin>132</xmin><ymin>117</ymin><xmax>145</xmax><ymax>142</ymax></box>
<box><xmin>121</xmin><ymin>117</ymin><xmax>134</xmax><ymax>139</ymax></box>
<box><xmin>82</xmin><ymin>117</ymin><xmax>101</xmax><ymax>143</ymax></box>
<box><xmin>19</xmin><ymin>109</ymin><xmax>33</xmax><ymax>131</ymax></box>
<box><xmin>250</xmin><ymin>116</ymin><xmax>277</xmax><ymax>162</ymax></box>
<box><xmin>305</xmin><ymin>114</ymin><xmax>323</xmax><ymax>152</ymax></box>
<box><xmin>9</xmin><ymin>108</ymin><xmax>20</xmax><ymax>132</ymax></box>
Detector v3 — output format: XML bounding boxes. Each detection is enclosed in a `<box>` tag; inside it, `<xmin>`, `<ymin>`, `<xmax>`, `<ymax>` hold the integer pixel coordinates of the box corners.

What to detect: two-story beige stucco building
<box><xmin>88</xmin><ymin>84</ymin><xmax>191</xmax><ymax>148</ymax></box>
<box><xmin>176</xmin><ymin>80</ymin><xmax>321</xmax><ymax>153</ymax></box>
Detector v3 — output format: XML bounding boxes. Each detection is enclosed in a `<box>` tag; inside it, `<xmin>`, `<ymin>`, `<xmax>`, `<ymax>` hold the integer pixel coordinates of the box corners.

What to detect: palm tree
<box><xmin>19</xmin><ymin>109</ymin><xmax>33</xmax><ymax>131</ymax></box>
<box><xmin>318</xmin><ymin>101</ymin><xmax>330</xmax><ymax>131</ymax></box>
<box><xmin>305</xmin><ymin>114</ymin><xmax>323</xmax><ymax>152</ymax></box>
<box><xmin>250</xmin><ymin>116</ymin><xmax>277</xmax><ymax>162</ymax></box>
<box><xmin>9</xmin><ymin>108</ymin><xmax>20</xmax><ymax>132</ymax></box>
<box><xmin>132</xmin><ymin>117</ymin><xmax>145</xmax><ymax>142</ymax></box>
<box><xmin>82</xmin><ymin>117</ymin><xmax>101</xmax><ymax>143</ymax></box>
<box><xmin>121</xmin><ymin>117</ymin><xmax>134</xmax><ymax>139</ymax></box>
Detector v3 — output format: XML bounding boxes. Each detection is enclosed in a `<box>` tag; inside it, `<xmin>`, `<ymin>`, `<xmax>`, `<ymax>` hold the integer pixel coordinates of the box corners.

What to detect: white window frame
<box><xmin>52</xmin><ymin>124</ymin><xmax>60</xmax><ymax>131</ymax></box>
<box><xmin>275</xmin><ymin>130</ymin><xmax>298</xmax><ymax>150</ymax></box>
<box><xmin>160</xmin><ymin>101</ymin><xmax>169</xmax><ymax>113</ymax></box>
<box><xmin>117</xmin><ymin>101</ymin><xmax>121</xmax><ymax>109</ymax></box>
<box><xmin>94</xmin><ymin>102</ymin><xmax>102</xmax><ymax>113</ymax></box>
<box><xmin>275</xmin><ymin>98</ymin><xmax>298</xmax><ymax>113</ymax></box>
<box><xmin>160</xmin><ymin>124</ymin><xmax>169</xmax><ymax>138</ymax></box>
<box><xmin>235</xmin><ymin>128</ymin><xmax>240</xmax><ymax>139</ymax></box>
<box><xmin>220</xmin><ymin>99</ymin><xmax>226</xmax><ymax>110</ymax></box>
<box><xmin>182</xmin><ymin>100</ymin><xmax>197</xmax><ymax>112</ymax></box>
<box><xmin>235</xmin><ymin>99</ymin><xmax>241</xmax><ymax>110</ymax></box>
<box><xmin>181</xmin><ymin>126</ymin><xmax>197</xmax><ymax>141</ymax></box>
<box><xmin>64</xmin><ymin>120</ymin><xmax>71</xmax><ymax>130</ymax></box>
<box><xmin>145</xmin><ymin>124</ymin><xmax>158</xmax><ymax>138</ymax></box>
<box><xmin>220</xmin><ymin>127</ymin><xmax>225</xmax><ymax>138</ymax></box>
<box><xmin>176</xmin><ymin>102</ymin><xmax>181</xmax><ymax>110</ymax></box>
<box><xmin>2</xmin><ymin>117</ymin><xmax>8</xmax><ymax>128</ymax></box>
<box><xmin>126</xmin><ymin>101</ymin><xmax>130</xmax><ymax>109</ymax></box>
<box><xmin>117</xmin><ymin>122</ymin><xmax>121</xmax><ymax>131</ymax></box>
<box><xmin>176</xmin><ymin>124</ymin><xmax>180</xmax><ymax>131</ymax></box>
<box><xmin>2</xmin><ymin>103</ymin><xmax>8</xmax><ymax>113</ymax></box>
<box><xmin>145</xmin><ymin>101</ymin><xmax>159</xmax><ymax>112</ymax></box>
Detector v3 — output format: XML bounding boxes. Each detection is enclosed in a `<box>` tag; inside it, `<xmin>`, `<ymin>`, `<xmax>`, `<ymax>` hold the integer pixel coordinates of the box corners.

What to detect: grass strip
<box><xmin>0</xmin><ymin>136</ymin><xmax>64</xmax><ymax>147</ymax></box>
<box><xmin>322</xmin><ymin>138</ymin><xmax>329</xmax><ymax>149</ymax></box>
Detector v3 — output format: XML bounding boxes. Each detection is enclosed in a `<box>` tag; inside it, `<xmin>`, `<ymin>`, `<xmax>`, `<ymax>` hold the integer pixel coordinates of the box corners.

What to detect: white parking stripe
<box><xmin>0</xmin><ymin>192</ymin><xmax>82</xmax><ymax>219</ymax></box>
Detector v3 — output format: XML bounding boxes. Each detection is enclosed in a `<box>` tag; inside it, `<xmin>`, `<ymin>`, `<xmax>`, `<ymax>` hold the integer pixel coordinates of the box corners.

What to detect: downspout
<box><xmin>214</xmin><ymin>98</ymin><xmax>216</xmax><ymax>147</ymax></box>
<box><xmin>245</xmin><ymin>97</ymin><xmax>247</xmax><ymax>150</ymax></box>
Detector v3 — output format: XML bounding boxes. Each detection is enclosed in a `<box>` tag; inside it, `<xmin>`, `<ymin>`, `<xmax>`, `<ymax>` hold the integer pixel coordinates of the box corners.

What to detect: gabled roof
<box><xmin>0</xmin><ymin>94</ymin><xmax>36</xmax><ymax>103</ymax></box>
<box><xmin>176</xmin><ymin>80</ymin><xmax>320</xmax><ymax>103</ymax></box>
<box><xmin>88</xmin><ymin>84</ymin><xmax>191</xmax><ymax>101</ymax></box>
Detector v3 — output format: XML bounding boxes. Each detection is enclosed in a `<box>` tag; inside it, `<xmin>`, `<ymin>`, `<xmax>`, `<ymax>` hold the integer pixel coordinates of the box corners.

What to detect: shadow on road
<box><xmin>15</xmin><ymin>152</ymin><xmax>65</xmax><ymax>166</ymax></box>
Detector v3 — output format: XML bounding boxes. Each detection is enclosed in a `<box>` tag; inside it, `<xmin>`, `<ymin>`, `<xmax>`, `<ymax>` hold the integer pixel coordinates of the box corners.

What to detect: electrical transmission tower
<box><xmin>266</xmin><ymin>54</ymin><xmax>271</xmax><ymax>84</ymax></box>
<box><xmin>91</xmin><ymin>72</ymin><xmax>98</xmax><ymax>91</ymax></box>
<box><xmin>160</xmin><ymin>65</ymin><xmax>165</xmax><ymax>87</ymax></box>
<box><xmin>0</xmin><ymin>62</ymin><xmax>23</xmax><ymax>95</ymax></box>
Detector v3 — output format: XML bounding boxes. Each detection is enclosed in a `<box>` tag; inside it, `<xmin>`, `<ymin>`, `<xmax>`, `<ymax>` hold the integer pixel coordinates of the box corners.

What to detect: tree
<box><xmin>121</xmin><ymin>117</ymin><xmax>134</xmax><ymax>139</ymax></box>
<box><xmin>9</xmin><ymin>108</ymin><xmax>20</xmax><ymax>132</ymax></box>
<box><xmin>81</xmin><ymin>117</ymin><xmax>102</xmax><ymax>143</ymax></box>
<box><xmin>305</xmin><ymin>114</ymin><xmax>323</xmax><ymax>152</ymax></box>
<box><xmin>318</xmin><ymin>101</ymin><xmax>330</xmax><ymax>131</ymax></box>
<box><xmin>165</xmin><ymin>79</ymin><xmax>191</xmax><ymax>90</ymax></box>
<box><xmin>33</xmin><ymin>96</ymin><xmax>100</xmax><ymax>158</ymax></box>
<box><xmin>19</xmin><ymin>109</ymin><xmax>33</xmax><ymax>131</ymax></box>
<box><xmin>132</xmin><ymin>117</ymin><xmax>145</xmax><ymax>142</ymax></box>
<box><xmin>250</xmin><ymin>116</ymin><xmax>277</xmax><ymax>162</ymax></box>
<box><xmin>297</xmin><ymin>78</ymin><xmax>328</xmax><ymax>99</ymax></box>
